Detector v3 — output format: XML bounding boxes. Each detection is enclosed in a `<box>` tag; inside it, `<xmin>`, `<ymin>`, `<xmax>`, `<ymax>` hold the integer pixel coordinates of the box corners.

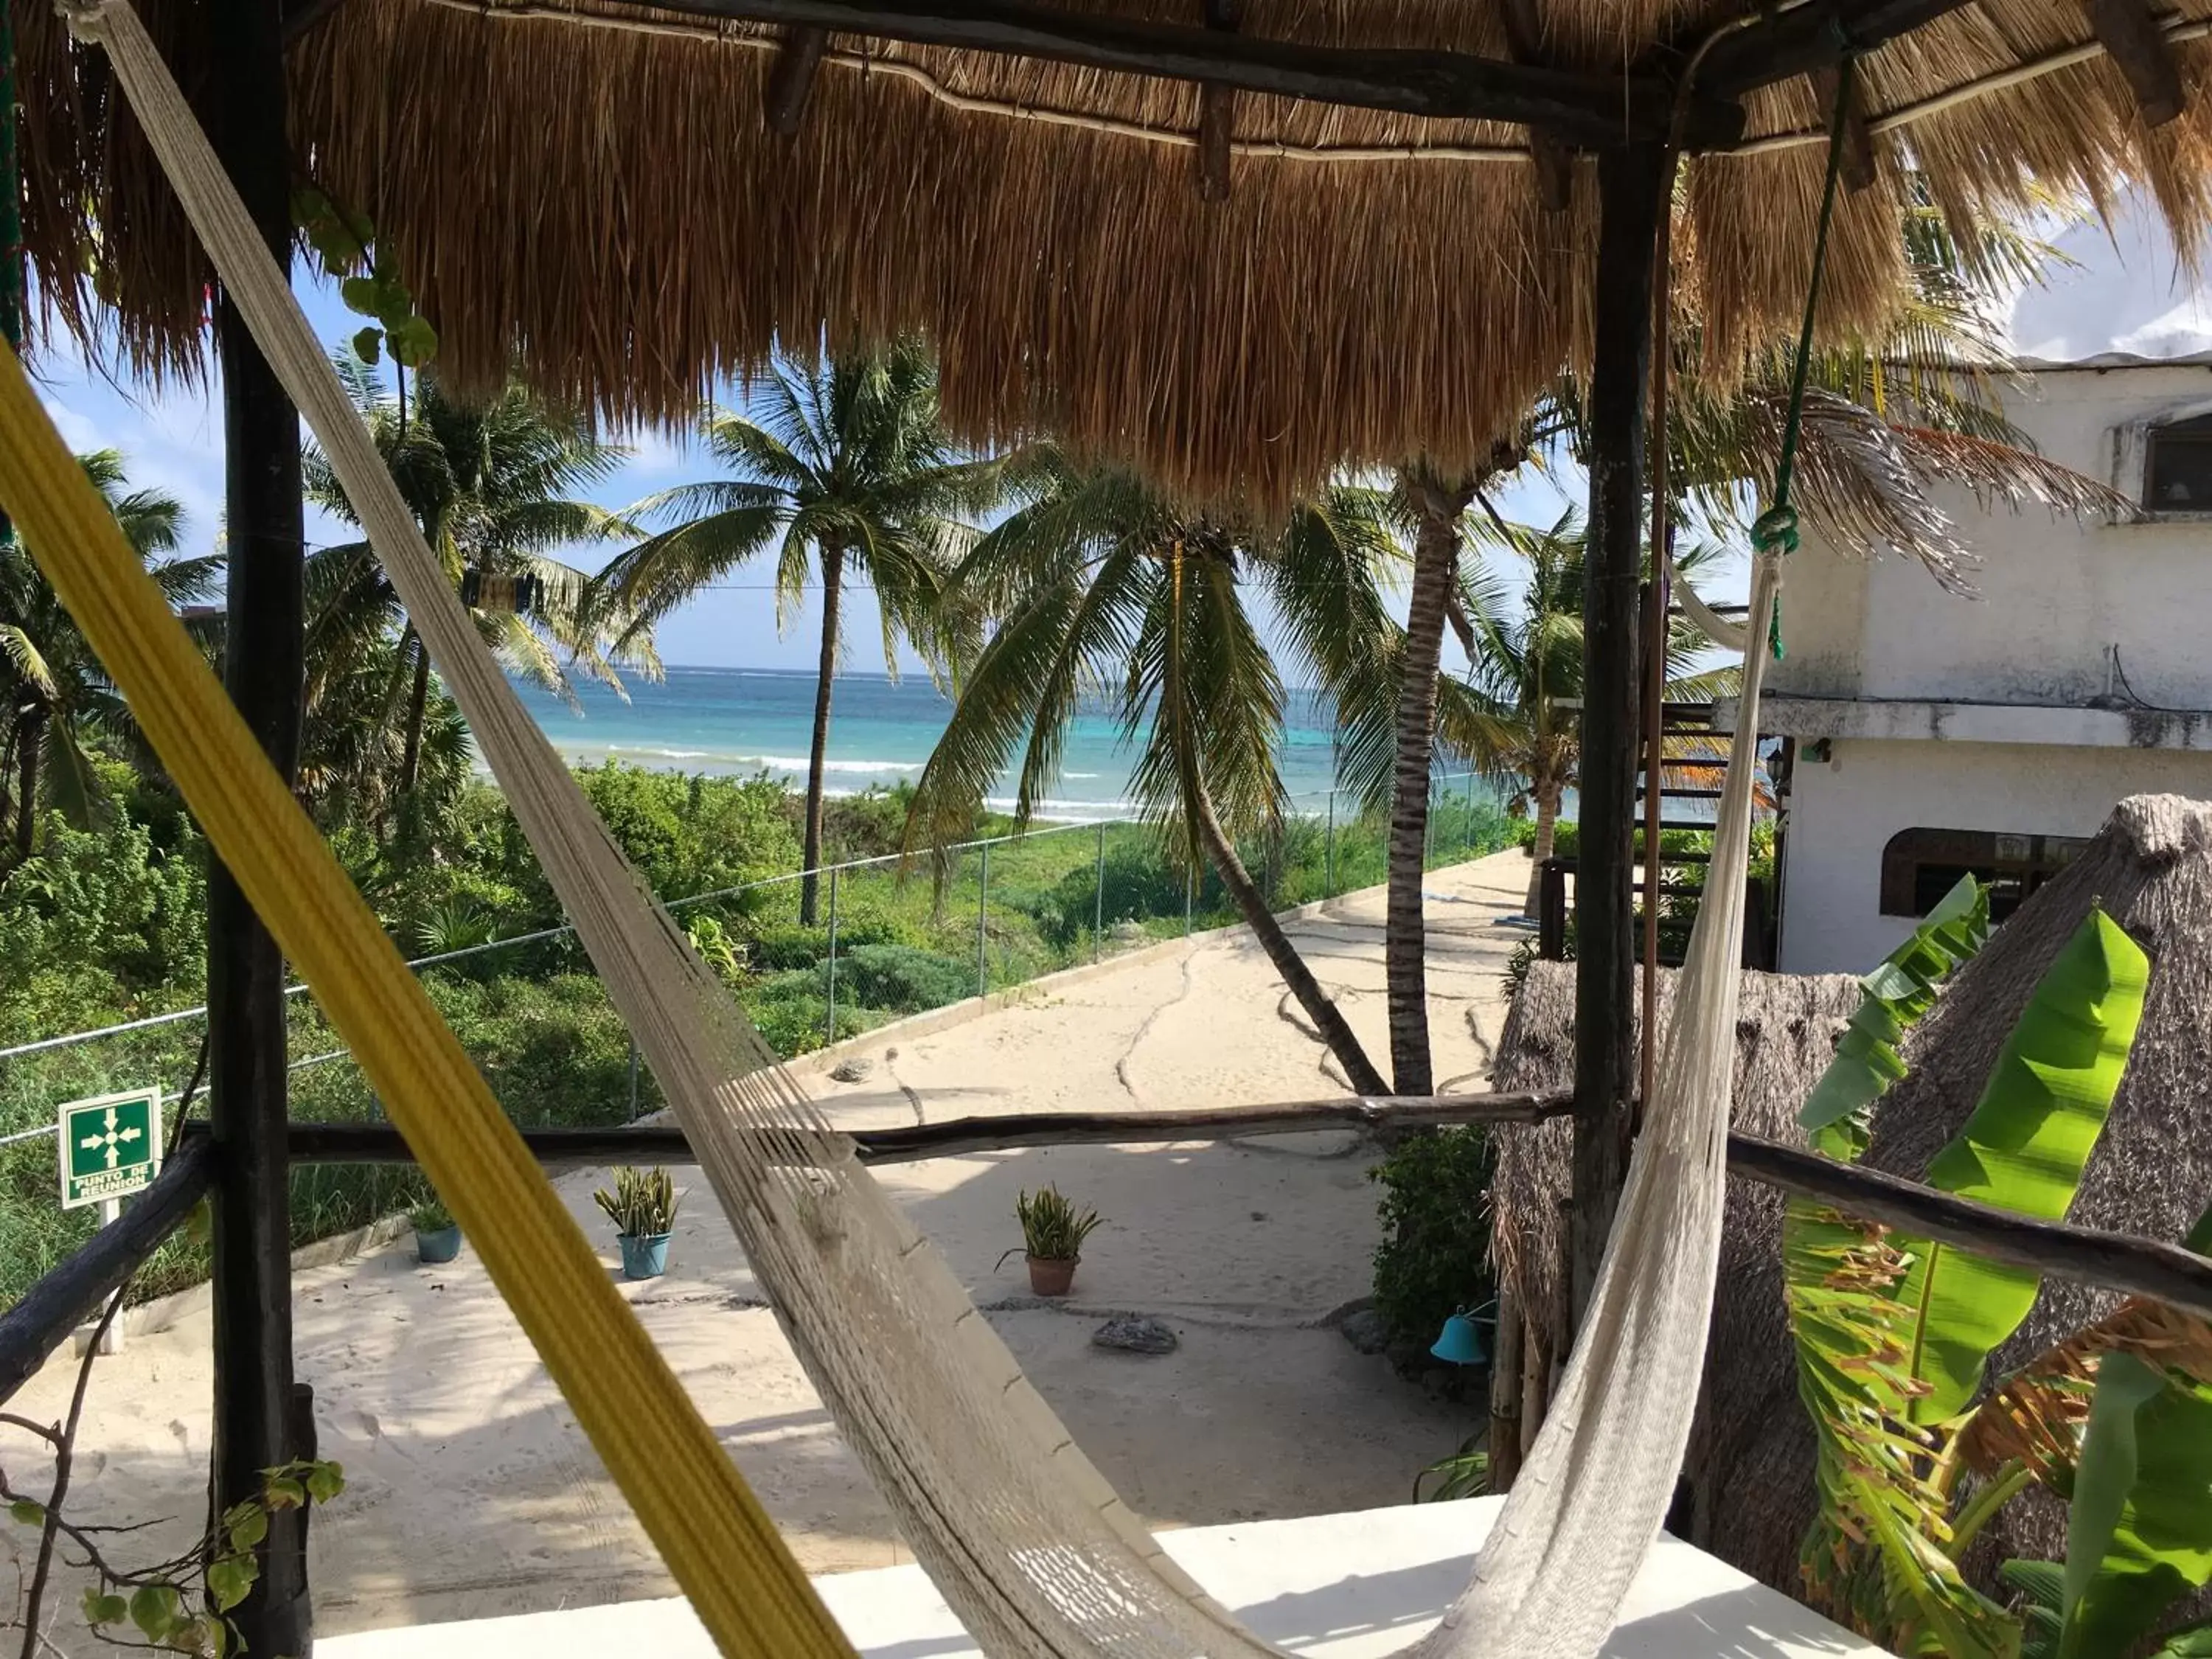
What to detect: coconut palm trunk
<box><xmin>397</xmin><ymin>631</ymin><xmax>433</xmax><ymax>800</ymax></box>
<box><xmin>799</xmin><ymin>541</ymin><xmax>843</xmax><ymax>926</ymax></box>
<box><xmin>1524</xmin><ymin>779</ymin><xmax>1563</xmax><ymax>917</ymax></box>
<box><xmin>1385</xmin><ymin>480</ymin><xmax>1469</xmax><ymax>1096</ymax></box>
<box><xmin>1191</xmin><ymin>782</ymin><xmax>1391</xmax><ymax>1096</ymax></box>
<box><xmin>10</xmin><ymin>704</ymin><xmax>41</xmax><ymax>859</ymax></box>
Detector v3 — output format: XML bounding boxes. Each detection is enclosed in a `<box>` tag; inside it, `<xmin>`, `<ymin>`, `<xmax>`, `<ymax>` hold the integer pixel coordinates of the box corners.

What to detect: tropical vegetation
<box><xmin>1453</xmin><ymin>507</ymin><xmax>1739</xmax><ymax>917</ymax></box>
<box><xmin>302</xmin><ymin>360</ymin><xmax>649</xmax><ymax>838</ymax></box>
<box><xmin>597</xmin><ymin>341</ymin><xmax>997</xmax><ymax>924</ymax></box>
<box><xmin>1</xmin><ymin>453</ymin><xmax>216</xmax><ymax>865</ymax></box>
<box><xmin>903</xmin><ymin>453</ymin><xmax>1420</xmax><ymax>1093</ymax></box>
<box><xmin>1784</xmin><ymin>879</ymin><xmax>2212</xmax><ymax>1658</ymax></box>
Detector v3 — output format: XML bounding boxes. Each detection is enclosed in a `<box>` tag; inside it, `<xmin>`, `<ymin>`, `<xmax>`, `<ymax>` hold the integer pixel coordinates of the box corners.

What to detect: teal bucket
<box><xmin>619</xmin><ymin>1232</ymin><xmax>672</xmax><ymax>1281</ymax></box>
<box><xmin>417</xmin><ymin>1225</ymin><xmax>462</xmax><ymax>1265</ymax></box>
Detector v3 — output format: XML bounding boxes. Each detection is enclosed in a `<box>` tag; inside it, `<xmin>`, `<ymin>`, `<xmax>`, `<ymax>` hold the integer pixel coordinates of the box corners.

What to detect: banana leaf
<box><xmin>1786</xmin><ymin>1197</ymin><xmax>2019</xmax><ymax>1655</ymax></box>
<box><xmin>1800</xmin><ymin>874</ymin><xmax>1989</xmax><ymax>1161</ymax></box>
<box><xmin>1899</xmin><ymin>910</ymin><xmax>2151</xmax><ymax>1425</ymax></box>
<box><xmin>2056</xmin><ymin>1352</ymin><xmax>2212</xmax><ymax>1659</ymax></box>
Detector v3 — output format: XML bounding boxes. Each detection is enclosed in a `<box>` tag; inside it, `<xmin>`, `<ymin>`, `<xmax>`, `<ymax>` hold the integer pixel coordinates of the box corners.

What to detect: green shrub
<box><xmin>836</xmin><ymin>944</ymin><xmax>974</xmax><ymax>1014</ymax></box>
<box><xmin>1368</xmin><ymin>1127</ymin><xmax>1495</xmax><ymax>1348</ymax></box>
<box><xmin>1036</xmin><ymin>844</ymin><xmax>1192</xmax><ymax>947</ymax></box>
<box><xmin>743</xmin><ymin>969</ymin><xmax>866</xmax><ymax>1057</ymax></box>
<box><xmin>0</xmin><ymin>811</ymin><xmax>206</xmax><ymax>1019</ymax></box>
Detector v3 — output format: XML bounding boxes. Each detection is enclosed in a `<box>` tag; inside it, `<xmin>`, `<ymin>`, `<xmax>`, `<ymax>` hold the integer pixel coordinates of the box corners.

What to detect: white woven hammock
<box><xmin>61</xmin><ymin>4</ymin><xmax>1784</xmax><ymax>1650</ymax></box>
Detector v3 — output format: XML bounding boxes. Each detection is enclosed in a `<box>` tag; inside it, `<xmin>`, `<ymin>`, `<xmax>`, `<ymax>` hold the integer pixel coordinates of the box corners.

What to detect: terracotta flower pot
<box><xmin>1027</xmin><ymin>1256</ymin><xmax>1077</xmax><ymax>1297</ymax></box>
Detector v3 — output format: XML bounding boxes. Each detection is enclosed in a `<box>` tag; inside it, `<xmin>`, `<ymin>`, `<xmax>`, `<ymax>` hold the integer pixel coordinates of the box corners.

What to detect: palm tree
<box><xmin>597</xmin><ymin>341</ymin><xmax>997</xmax><ymax>925</ymax></box>
<box><xmin>296</xmin><ymin>626</ymin><xmax>475</xmax><ymax>833</ymax></box>
<box><xmin>302</xmin><ymin>359</ymin><xmax>648</xmax><ymax>822</ymax></box>
<box><xmin>905</xmin><ymin>455</ymin><xmax>1397</xmax><ymax>1097</ymax></box>
<box><xmin>1454</xmin><ymin>508</ymin><xmax>1739</xmax><ymax>918</ymax></box>
<box><xmin>0</xmin><ymin>453</ymin><xmax>215</xmax><ymax>865</ymax></box>
<box><xmin>1354</xmin><ymin>197</ymin><xmax>2117</xmax><ymax>1094</ymax></box>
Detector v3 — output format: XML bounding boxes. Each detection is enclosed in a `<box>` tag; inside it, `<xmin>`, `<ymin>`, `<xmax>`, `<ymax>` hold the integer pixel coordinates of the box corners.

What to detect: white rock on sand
<box><xmin>4</xmin><ymin>850</ymin><xmax>1533</xmax><ymax>1641</ymax></box>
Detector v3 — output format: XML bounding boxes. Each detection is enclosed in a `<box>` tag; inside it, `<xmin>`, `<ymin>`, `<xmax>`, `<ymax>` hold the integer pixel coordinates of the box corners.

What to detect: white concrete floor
<box><xmin>4</xmin><ymin>852</ymin><xmax>1537</xmax><ymax>1643</ymax></box>
<box><xmin>320</xmin><ymin>1500</ymin><xmax>1896</xmax><ymax>1659</ymax></box>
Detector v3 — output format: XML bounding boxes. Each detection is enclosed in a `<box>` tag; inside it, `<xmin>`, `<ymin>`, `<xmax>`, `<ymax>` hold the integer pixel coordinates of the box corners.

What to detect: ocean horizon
<box><xmin>509</xmin><ymin>664</ymin><xmax>1374</xmax><ymax>821</ymax></box>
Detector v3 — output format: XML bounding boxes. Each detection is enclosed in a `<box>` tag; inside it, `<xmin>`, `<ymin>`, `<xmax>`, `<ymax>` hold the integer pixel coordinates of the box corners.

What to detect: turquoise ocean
<box><xmin>511</xmin><ymin>666</ymin><xmax>1363</xmax><ymax>821</ymax></box>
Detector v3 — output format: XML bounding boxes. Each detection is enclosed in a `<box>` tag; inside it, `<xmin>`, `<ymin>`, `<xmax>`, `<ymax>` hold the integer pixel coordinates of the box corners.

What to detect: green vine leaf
<box><xmin>208</xmin><ymin>1552</ymin><xmax>256</xmax><ymax>1613</ymax></box>
<box><xmin>9</xmin><ymin>1498</ymin><xmax>44</xmax><ymax>1526</ymax></box>
<box><xmin>386</xmin><ymin>315</ymin><xmax>439</xmax><ymax>369</ymax></box>
<box><xmin>128</xmin><ymin>1582</ymin><xmax>182</xmax><ymax>1641</ymax></box>
<box><xmin>338</xmin><ymin>275</ymin><xmax>383</xmax><ymax>319</ymax></box>
<box><xmin>262</xmin><ymin>1472</ymin><xmax>306</xmax><ymax>1510</ymax></box>
<box><xmin>227</xmin><ymin>1503</ymin><xmax>268</xmax><ymax>1551</ymax></box>
<box><xmin>80</xmin><ymin>1587</ymin><xmax>128</xmax><ymax>1625</ymax></box>
<box><xmin>304</xmin><ymin>1460</ymin><xmax>347</xmax><ymax>1503</ymax></box>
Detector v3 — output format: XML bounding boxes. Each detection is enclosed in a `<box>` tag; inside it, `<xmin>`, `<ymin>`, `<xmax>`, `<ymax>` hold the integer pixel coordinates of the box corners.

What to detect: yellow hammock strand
<box><xmin>0</xmin><ymin>338</ymin><xmax>857</xmax><ymax>1659</ymax></box>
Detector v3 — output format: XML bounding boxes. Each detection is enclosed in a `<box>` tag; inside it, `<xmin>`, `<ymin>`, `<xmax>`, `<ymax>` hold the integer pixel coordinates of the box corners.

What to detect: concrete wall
<box><xmin>1775</xmin><ymin>361</ymin><xmax>2212</xmax><ymax>711</ymax></box>
<box><xmin>1778</xmin><ymin>737</ymin><xmax>2212</xmax><ymax>973</ymax></box>
<box><xmin>1773</xmin><ymin>361</ymin><xmax>2212</xmax><ymax>972</ymax></box>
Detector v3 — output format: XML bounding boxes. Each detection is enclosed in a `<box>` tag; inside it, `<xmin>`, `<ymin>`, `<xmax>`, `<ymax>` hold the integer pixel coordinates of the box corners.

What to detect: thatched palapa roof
<box><xmin>1490</xmin><ymin>793</ymin><xmax>2212</xmax><ymax>1599</ymax></box>
<box><xmin>18</xmin><ymin>0</ymin><xmax>2212</xmax><ymax>504</ymax></box>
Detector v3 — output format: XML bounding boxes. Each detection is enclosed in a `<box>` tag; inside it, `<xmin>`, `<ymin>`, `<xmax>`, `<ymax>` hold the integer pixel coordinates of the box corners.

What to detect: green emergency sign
<box><xmin>58</xmin><ymin>1088</ymin><xmax>162</xmax><ymax>1210</ymax></box>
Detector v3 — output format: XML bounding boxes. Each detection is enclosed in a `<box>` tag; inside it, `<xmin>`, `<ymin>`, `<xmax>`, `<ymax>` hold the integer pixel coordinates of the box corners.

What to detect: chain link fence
<box><xmin>0</xmin><ymin>773</ymin><xmax>1509</xmax><ymax>1304</ymax></box>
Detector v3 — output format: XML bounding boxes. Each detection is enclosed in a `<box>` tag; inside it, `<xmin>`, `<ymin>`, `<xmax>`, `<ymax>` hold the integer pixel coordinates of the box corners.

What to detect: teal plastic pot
<box><xmin>619</xmin><ymin>1231</ymin><xmax>672</xmax><ymax>1281</ymax></box>
<box><xmin>417</xmin><ymin>1224</ymin><xmax>462</xmax><ymax>1265</ymax></box>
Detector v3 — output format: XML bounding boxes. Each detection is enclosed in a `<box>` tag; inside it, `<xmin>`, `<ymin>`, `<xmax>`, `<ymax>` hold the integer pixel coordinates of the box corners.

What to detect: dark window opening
<box><xmin>2146</xmin><ymin>414</ymin><xmax>2212</xmax><ymax>512</ymax></box>
<box><xmin>1879</xmin><ymin>827</ymin><xmax>2090</xmax><ymax>922</ymax></box>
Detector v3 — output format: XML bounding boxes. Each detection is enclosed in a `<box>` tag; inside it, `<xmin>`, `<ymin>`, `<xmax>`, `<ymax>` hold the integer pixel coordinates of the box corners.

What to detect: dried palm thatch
<box><xmin>1488</xmin><ymin>959</ymin><xmax>1858</xmax><ymax>1526</ymax></box>
<box><xmin>1490</xmin><ymin>793</ymin><xmax>2212</xmax><ymax>1599</ymax></box>
<box><xmin>16</xmin><ymin>0</ymin><xmax>2212</xmax><ymax>504</ymax></box>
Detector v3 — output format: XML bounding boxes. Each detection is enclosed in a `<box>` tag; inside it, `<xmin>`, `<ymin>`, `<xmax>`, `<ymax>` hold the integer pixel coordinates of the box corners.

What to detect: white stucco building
<box><xmin>1750</xmin><ymin>197</ymin><xmax>2212</xmax><ymax>974</ymax></box>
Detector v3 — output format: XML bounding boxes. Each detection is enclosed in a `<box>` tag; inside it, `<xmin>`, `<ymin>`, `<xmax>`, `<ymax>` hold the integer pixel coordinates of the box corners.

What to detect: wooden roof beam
<box><xmin>629</xmin><ymin>0</ymin><xmax>1747</xmax><ymax>150</ymax></box>
<box><xmin>2083</xmin><ymin>0</ymin><xmax>2187</xmax><ymax>125</ymax></box>
<box><xmin>1196</xmin><ymin>0</ymin><xmax>1238</xmax><ymax>202</ymax></box>
<box><xmin>1810</xmin><ymin>63</ymin><xmax>1878</xmax><ymax>189</ymax></box>
<box><xmin>765</xmin><ymin>25</ymin><xmax>831</xmax><ymax>135</ymax></box>
<box><xmin>1694</xmin><ymin>0</ymin><xmax>1980</xmax><ymax>99</ymax></box>
<box><xmin>1499</xmin><ymin>0</ymin><xmax>1572</xmax><ymax>209</ymax></box>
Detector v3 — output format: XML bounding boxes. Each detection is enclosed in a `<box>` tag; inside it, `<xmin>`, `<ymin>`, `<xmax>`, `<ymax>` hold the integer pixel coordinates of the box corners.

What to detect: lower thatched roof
<box><xmin>1488</xmin><ymin>960</ymin><xmax>1857</xmax><ymax>1582</ymax></box>
<box><xmin>18</xmin><ymin>0</ymin><xmax>2212</xmax><ymax>504</ymax></box>
<box><xmin>1492</xmin><ymin>794</ymin><xmax>2212</xmax><ymax>1599</ymax></box>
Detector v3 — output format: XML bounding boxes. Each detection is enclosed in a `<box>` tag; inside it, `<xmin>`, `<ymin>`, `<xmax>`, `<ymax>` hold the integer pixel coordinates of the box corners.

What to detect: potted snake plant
<box><xmin>595</xmin><ymin>1166</ymin><xmax>683</xmax><ymax>1281</ymax></box>
<box><xmin>997</xmin><ymin>1186</ymin><xmax>1103</xmax><ymax>1297</ymax></box>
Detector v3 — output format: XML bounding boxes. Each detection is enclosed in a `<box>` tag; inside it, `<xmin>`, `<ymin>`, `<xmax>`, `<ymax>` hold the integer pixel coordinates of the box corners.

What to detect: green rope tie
<box><xmin>1760</xmin><ymin>50</ymin><xmax>1857</xmax><ymax>661</ymax></box>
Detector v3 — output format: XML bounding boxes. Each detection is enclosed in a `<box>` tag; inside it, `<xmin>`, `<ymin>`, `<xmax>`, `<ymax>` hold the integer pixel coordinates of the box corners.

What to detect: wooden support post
<box><xmin>2083</xmin><ymin>0</ymin><xmax>2185</xmax><ymax>125</ymax></box>
<box><xmin>1499</xmin><ymin>0</ymin><xmax>1571</xmax><ymax>211</ymax></box>
<box><xmin>1809</xmin><ymin>65</ymin><xmax>1877</xmax><ymax>191</ymax></box>
<box><xmin>765</xmin><ymin>25</ymin><xmax>831</xmax><ymax>135</ymax></box>
<box><xmin>206</xmin><ymin>0</ymin><xmax>310</xmax><ymax>1641</ymax></box>
<box><xmin>1487</xmin><ymin>1287</ymin><xmax>1524</xmax><ymax>1492</ymax></box>
<box><xmin>1195</xmin><ymin>0</ymin><xmax>1239</xmax><ymax>201</ymax></box>
<box><xmin>1570</xmin><ymin>142</ymin><xmax>1665</xmax><ymax>1329</ymax></box>
<box><xmin>1519</xmin><ymin>1317</ymin><xmax>1548</xmax><ymax>1464</ymax></box>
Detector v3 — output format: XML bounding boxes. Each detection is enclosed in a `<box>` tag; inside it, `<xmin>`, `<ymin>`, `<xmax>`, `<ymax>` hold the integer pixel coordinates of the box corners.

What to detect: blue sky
<box><xmin>32</xmin><ymin>265</ymin><xmax>1747</xmax><ymax>675</ymax></box>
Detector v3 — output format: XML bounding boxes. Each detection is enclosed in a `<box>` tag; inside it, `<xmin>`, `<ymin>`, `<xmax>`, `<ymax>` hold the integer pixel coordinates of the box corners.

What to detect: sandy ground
<box><xmin>4</xmin><ymin>849</ymin><xmax>1533</xmax><ymax>1641</ymax></box>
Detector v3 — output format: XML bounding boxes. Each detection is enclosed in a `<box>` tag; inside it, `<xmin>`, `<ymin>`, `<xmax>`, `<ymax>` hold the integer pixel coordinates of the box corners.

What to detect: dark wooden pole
<box><xmin>1569</xmin><ymin>141</ymin><xmax>1666</xmax><ymax>1325</ymax></box>
<box><xmin>206</xmin><ymin>0</ymin><xmax>311</xmax><ymax>1641</ymax></box>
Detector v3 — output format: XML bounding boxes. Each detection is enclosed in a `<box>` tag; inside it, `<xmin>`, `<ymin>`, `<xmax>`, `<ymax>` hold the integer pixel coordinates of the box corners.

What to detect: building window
<box><xmin>2145</xmin><ymin>414</ymin><xmax>2212</xmax><ymax>512</ymax></box>
<box><xmin>1879</xmin><ymin>828</ymin><xmax>2091</xmax><ymax>922</ymax></box>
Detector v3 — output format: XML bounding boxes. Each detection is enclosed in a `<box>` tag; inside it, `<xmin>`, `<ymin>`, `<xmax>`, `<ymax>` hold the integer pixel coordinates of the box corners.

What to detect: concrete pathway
<box><xmin>3</xmin><ymin>850</ymin><xmax>1536</xmax><ymax>1642</ymax></box>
